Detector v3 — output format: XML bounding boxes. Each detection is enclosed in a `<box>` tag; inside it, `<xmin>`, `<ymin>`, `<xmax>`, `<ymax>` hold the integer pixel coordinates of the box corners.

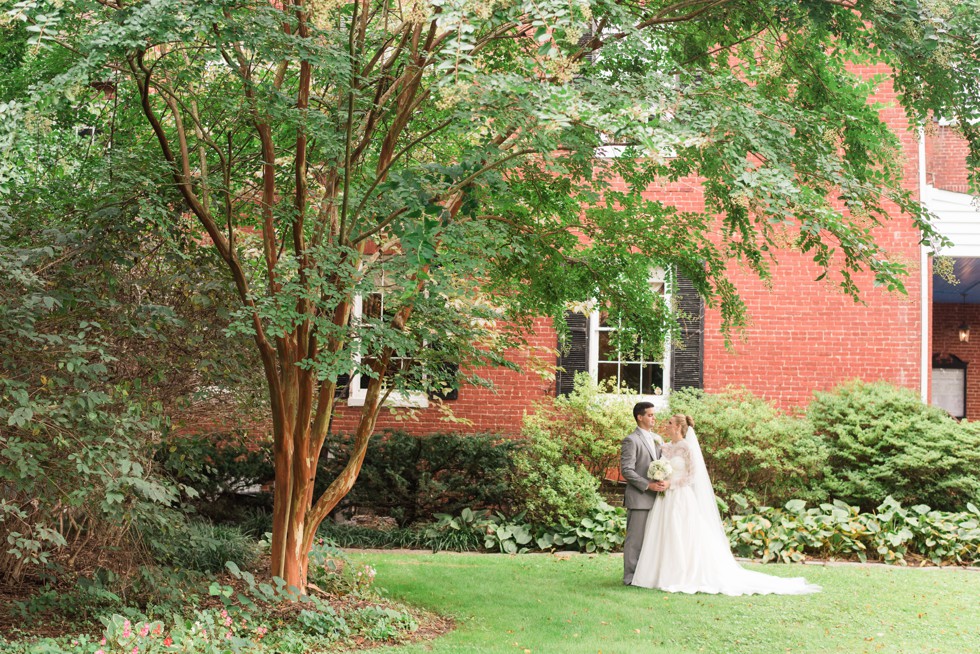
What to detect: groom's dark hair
<box><xmin>633</xmin><ymin>401</ymin><xmax>655</xmax><ymax>422</ymax></box>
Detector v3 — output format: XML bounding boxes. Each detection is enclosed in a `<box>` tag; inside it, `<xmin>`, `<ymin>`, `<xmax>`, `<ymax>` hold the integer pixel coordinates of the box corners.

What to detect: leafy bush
<box><xmin>524</xmin><ymin>373</ymin><xmax>637</xmax><ymax>478</ymax></box>
<box><xmin>669</xmin><ymin>387</ymin><xmax>827</xmax><ymax>506</ymax></box>
<box><xmin>156</xmin><ymin>431</ymin><xmax>273</xmax><ymax>502</ymax></box>
<box><xmin>509</xmin><ymin>423</ymin><xmax>603</xmax><ymax>526</ymax></box>
<box><xmin>317</xmin><ymin>430</ymin><xmax>519</xmax><ymax>526</ymax></box>
<box><xmin>318</xmin><ymin>523</ymin><xmax>431</xmax><ymax>550</ymax></box>
<box><xmin>726</xmin><ymin>496</ymin><xmax>980</xmax><ymax>566</ymax></box>
<box><xmin>144</xmin><ymin>520</ymin><xmax>260</xmax><ymax>573</ymax></box>
<box><xmin>0</xmin><ymin>213</ymin><xmax>182</xmax><ymax>582</ymax></box>
<box><xmin>809</xmin><ymin>381</ymin><xmax>980</xmax><ymax>511</ymax></box>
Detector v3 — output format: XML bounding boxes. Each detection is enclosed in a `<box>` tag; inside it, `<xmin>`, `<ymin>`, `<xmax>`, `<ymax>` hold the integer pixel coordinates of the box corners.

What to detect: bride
<box><xmin>631</xmin><ymin>415</ymin><xmax>820</xmax><ymax>595</ymax></box>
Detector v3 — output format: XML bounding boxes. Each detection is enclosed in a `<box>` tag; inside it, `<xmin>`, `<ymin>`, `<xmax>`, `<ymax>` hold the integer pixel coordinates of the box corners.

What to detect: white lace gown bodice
<box><xmin>630</xmin><ymin>435</ymin><xmax>820</xmax><ymax>596</ymax></box>
<box><xmin>662</xmin><ymin>442</ymin><xmax>694</xmax><ymax>489</ymax></box>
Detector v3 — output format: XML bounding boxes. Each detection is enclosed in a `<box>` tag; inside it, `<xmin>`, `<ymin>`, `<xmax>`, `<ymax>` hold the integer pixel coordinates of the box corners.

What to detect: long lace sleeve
<box><xmin>663</xmin><ymin>441</ymin><xmax>694</xmax><ymax>489</ymax></box>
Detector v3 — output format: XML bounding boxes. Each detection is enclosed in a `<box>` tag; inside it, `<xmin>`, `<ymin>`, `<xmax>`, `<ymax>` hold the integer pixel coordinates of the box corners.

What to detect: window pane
<box><xmin>363</xmin><ymin>293</ymin><xmax>383</xmax><ymax>320</ymax></box>
<box><xmin>597</xmin><ymin>362</ymin><xmax>619</xmax><ymax>387</ymax></box>
<box><xmin>642</xmin><ymin>364</ymin><xmax>664</xmax><ymax>395</ymax></box>
<box><xmin>622</xmin><ymin>363</ymin><xmax>643</xmax><ymax>393</ymax></box>
<box><xmin>620</xmin><ymin>335</ymin><xmax>642</xmax><ymax>363</ymax></box>
<box><xmin>598</xmin><ymin>329</ymin><xmax>615</xmax><ymax>360</ymax></box>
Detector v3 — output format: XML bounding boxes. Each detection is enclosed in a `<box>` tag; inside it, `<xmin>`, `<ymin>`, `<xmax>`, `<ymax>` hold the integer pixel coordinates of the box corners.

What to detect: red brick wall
<box><xmin>702</xmin><ymin>65</ymin><xmax>926</xmax><ymax>410</ymax></box>
<box><xmin>925</xmin><ymin>125</ymin><xmax>971</xmax><ymax>194</ymax></box>
<box><xmin>932</xmin><ymin>303</ymin><xmax>980</xmax><ymax>420</ymax></box>
<box><xmin>329</xmin><ymin>317</ymin><xmax>558</xmax><ymax>436</ymax></box>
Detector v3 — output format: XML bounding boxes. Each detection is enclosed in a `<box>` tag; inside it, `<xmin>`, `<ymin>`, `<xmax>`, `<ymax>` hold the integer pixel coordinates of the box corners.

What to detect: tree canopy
<box><xmin>2</xmin><ymin>0</ymin><xmax>978</xmax><ymax>589</ymax></box>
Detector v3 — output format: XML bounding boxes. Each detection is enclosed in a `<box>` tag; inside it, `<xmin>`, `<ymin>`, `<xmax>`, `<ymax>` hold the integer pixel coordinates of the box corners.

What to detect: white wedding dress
<box><xmin>631</xmin><ymin>428</ymin><xmax>820</xmax><ymax>595</ymax></box>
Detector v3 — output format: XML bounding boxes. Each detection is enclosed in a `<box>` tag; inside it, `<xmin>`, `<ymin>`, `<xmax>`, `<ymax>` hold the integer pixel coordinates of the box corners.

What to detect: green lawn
<box><xmin>350</xmin><ymin>552</ymin><xmax>980</xmax><ymax>654</ymax></box>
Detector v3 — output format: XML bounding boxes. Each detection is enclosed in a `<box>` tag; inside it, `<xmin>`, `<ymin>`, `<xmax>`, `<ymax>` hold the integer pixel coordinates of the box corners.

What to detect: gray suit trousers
<box><xmin>623</xmin><ymin>508</ymin><xmax>650</xmax><ymax>585</ymax></box>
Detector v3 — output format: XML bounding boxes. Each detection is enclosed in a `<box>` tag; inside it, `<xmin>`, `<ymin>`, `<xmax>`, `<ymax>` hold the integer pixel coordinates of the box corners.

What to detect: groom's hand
<box><xmin>648</xmin><ymin>480</ymin><xmax>669</xmax><ymax>492</ymax></box>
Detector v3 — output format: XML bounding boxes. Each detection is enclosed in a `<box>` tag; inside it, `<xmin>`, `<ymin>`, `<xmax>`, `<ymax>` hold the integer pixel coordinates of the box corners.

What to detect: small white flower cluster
<box><xmin>647</xmin><ymin>458</ymin><xmax>673</xmax><ymax>482</ymax></box>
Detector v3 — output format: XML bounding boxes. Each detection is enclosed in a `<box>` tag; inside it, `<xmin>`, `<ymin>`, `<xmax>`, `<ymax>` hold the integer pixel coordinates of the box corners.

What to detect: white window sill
<box><xmin>347</xmin><ymin>391</ymin><xmax>429</xmax><ymax>409</ymax></box>
<box><xmin>598</xmin><ymin>393</ymin><xmax>669</xmax><ymax>411</ymax></box>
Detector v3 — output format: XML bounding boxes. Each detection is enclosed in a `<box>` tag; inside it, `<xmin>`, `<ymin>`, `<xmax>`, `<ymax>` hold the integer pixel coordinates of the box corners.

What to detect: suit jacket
<box><xmin>621</xmin><ymin>427</ymin><xmax>662</xmax><ymax>510</ymax></box>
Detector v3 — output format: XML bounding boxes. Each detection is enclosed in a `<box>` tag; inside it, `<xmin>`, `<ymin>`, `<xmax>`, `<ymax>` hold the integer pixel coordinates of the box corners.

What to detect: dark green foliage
<box><xmin>809</xmin><ymin>381</ymin><xmax>980</xmax><ymax>511</ymax></box>
<box><xmin>143</xmin><ymin>520</ymin><xmax>261</xmax><ymax>573</ymax></box>
<box><xmin>318</xmin><ymin>524</ymin><xmax>432</xmax><ymax>550</ymax></box>
<box><xmin>669</xmin><ymin>388</ymin><xmax>828</xmax><ymax>507</ymax></box>
<box><xmin>317</xmin><ymin>431</ymin><xmax>519</xmax><ymax>526</ymax></box>
<box><xmin>155</xmin><ymin>430</ymin><xmax>274</xmax><ymax>504</ymax></box>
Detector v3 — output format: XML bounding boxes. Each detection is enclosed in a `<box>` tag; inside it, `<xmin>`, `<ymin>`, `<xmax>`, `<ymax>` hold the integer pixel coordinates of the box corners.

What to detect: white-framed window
<box><xmin>347</xmin><ymin>274</ymin><xmax>429</xmax><ymax>409</ymax></box>
<box><xmin>587</xmin><ymin>268</ymin><xmax>671</xmax><ymax>408</ymax></box>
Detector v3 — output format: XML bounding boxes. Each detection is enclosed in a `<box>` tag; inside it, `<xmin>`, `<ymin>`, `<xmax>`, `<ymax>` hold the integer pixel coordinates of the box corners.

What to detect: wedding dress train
<box><xmin>631</xmin><ymin>428</ymin><xmax>820</xmax><ymax>595</ymax></box>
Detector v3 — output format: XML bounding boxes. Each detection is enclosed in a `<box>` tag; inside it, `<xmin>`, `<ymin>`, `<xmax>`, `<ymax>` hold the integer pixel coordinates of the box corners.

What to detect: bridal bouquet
<box><xmin>647</xmin><ymin>459</ymin><xmax>673</xmax><ymax>481</ymax></box>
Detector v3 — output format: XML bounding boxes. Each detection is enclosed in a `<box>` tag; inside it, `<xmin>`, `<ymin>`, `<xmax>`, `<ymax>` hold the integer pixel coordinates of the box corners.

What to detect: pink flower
<box><xmin>100</xmin><ymin>638</ymin><xmax>107</xmax><ymax>645</ymax></box>
<box><xmin>95</xmin><ymin>650</ymin><xmax>105</xmax><ymax>654</ymax></box>
<box><xmin>131</xmin><ymin>646</ymin><xmax>139</xmax><ymax>654</ymax></box>
<box><xmin>140</xmin><ymin>625</ymin><xmax>150</xmax><ymax>637</ymax></box>
<box><xmin>164</xmin><ymin>637</ymin><xmax>173</xmax><ymax>646</ymax></box>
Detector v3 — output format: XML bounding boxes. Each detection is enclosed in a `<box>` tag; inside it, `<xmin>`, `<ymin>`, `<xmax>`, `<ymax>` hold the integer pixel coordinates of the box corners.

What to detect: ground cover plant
<box><xmin>0</xmin><ymin>542</ymin><xmax>432</xmax><ymax>653</ymax></box>
<box><xmin>356</xmin><ymin>551</ymin><xmax>980</xmax><ymax>654</ymax></box>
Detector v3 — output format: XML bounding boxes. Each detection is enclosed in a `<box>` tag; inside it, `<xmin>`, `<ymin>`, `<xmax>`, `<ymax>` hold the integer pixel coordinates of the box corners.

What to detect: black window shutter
<box><xmin>556</xmin><ymin>311</ymin><xmax>590</xmax><ymax>396</ymax></box>
<box><xmin>670</xmin><ymin>272</ymin><xmax>704</xmax><ymax>390</ymax></box>
<box><xmin>334</xmin><ymin>372</ymin><xmax>350</xmax><ymax>399</ymax></box>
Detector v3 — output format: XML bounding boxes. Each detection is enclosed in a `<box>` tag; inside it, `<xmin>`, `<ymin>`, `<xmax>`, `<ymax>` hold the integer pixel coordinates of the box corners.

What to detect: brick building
<box><xmin>328</xmin><ymin>66</ymin><xmax>978</xmax><ymax>434</ymax></box>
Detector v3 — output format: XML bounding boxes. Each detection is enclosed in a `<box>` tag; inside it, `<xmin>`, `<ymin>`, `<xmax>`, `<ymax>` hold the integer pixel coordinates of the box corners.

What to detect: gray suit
<box><xmin>620</xmin><ymin>427</ymin><xmax>662</xmax><ymax>584</ymax></box>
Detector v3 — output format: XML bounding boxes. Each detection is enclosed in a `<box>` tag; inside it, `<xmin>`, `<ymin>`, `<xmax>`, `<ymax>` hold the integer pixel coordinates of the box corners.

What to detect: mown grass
<box><xmin>352</xmin><ymin>552</ymin><xmax>980</xmax><ymax>654</ymax></box>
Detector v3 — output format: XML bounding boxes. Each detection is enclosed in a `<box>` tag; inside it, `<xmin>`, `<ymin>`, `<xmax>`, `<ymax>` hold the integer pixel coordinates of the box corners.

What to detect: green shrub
<box><xmin>156</xmin><ymin>431</ymin><xmax>274</xmax><ymax>502</ymax></box>
<box><xmin>509</xmin><ymin>422</ymin><xmax>603</xmax><ymax>526</ymax></box>
<box><xmin>669</xmin><ymin>387</ymin><xmax>827</xmax><ymax>507</ymax></box>
<box><xmin>317</xmin><ymin>430</ymin><xmax>519</xmax><ymax>526</ymax></box>
<box><xmin>525</xmin><ymin>373</ymin><xmax>638</xmax><ymax>478</ymax></box>
<box><xmin>809</xmin><ymin>380</ymin><xmax>980</xmax><ymax>511</ymax></box>
<box><xmin>145</xmin><ymin>520</ymin><xmax>260</xmax><ymax>573</ymax></box>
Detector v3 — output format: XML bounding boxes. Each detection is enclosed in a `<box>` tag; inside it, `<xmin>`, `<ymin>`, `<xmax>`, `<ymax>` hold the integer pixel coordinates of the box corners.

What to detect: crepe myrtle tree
<box><xmin>5</xmin><ymin>0</ymin><xmax>978</xmax><ymax>589</ymax></box>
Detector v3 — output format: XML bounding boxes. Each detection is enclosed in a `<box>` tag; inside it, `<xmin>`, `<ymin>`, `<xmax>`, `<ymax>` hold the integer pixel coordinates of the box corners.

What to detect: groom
<box><xmin>620</xmin><ymin>401</ymin><xmax>670</xmax><ymax>585</ymax></box>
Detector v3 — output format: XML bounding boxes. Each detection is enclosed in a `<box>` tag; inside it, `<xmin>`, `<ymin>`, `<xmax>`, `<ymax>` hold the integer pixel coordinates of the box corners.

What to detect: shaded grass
<box><xmin>352</xmin><ymin>552</ymin><xmax>980</xmax><ymax>654</ymax></box>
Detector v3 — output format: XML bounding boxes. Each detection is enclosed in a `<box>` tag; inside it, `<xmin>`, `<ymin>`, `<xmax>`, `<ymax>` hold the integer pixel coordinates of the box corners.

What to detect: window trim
<box><xmin>586</xmin><ymin>269</ymin><xmax>672</xmax><ymax>408</ymax></box>
<box><xmin>346</xmin><ymin>294</ymin><xmax>430</xmax><ymax>409</ymax></box>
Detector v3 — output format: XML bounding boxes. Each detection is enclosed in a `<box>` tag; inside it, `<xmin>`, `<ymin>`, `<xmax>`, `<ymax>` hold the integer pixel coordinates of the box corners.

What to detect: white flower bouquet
<box><xmin>647</xmin><ymin>459</ymin><xmax>673</xmax><ymax>482</ymax></box>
